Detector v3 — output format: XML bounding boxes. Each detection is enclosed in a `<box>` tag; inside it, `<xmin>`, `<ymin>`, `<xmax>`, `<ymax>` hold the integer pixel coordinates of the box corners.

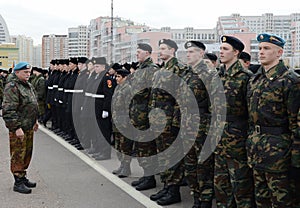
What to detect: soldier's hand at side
<box><xmin>16</xmin><ymin>128</ymin><xmax>24</xmax><ymax>140</ymax></box>
<box><xmin>33</xmin><ymin>122</ymin><xmax>39</xmax><ymax>131</ymax></box>
<box><xmin>102</xmin><ymin>111</ymin><xmax>109</xmax><ymax>118</ymax></box>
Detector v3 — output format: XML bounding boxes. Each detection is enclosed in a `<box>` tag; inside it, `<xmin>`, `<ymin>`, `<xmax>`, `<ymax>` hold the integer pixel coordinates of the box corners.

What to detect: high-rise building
<box><xmin>0</xmin><ymin>14</ymin><xmax>10</xmax><ymax>43</ymax></box>
<box><xmin>42</xmin><ymin>34</ymin><xmax>68</xmax><ymax>68</ymax></box>
<box><xmin>11</xmin><ymin>35</ymin><xmax>34</xmax><ymax>64</ymax></box>
<box><xmin>33</xmin><ymin>44</ymin><xmax>42</xmax><ymax>68</ymax></box>
<box><xmin>68</xmin><ymin>25</ymin><xmax>90</xmax><ymax>58</ymax></box>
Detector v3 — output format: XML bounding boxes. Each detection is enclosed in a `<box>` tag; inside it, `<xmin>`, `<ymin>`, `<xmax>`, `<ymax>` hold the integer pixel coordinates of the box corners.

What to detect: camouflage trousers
<box><xmin>9</xmin><ymin>129</ymin><xmax>34</xmax><ymax>178</ymax></box>
<box><xmin>156</xmin><ymin>132</ymin><xmax>185</xmax><ymax>186</ymax></box>
<box><xmin>114</xmin><ymin>132</ymin><xmax>134</xmax><ymax>163</ymax></box>
<box><xmin>184</xmin><ymin>138</ymin><xmax>214</xmax><ymax>202</ymax></box>
<box><xmin>214</xmin><ymin>154</ymin><xmax>255</xmax><ymax>208</ymax></box>
<box><xmin>253</xmin><ymin>169</ymin><xmax>291</xmax><ymax>208</ymax></box>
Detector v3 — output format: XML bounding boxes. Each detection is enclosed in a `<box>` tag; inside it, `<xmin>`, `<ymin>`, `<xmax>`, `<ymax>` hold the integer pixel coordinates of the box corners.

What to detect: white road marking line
<box><xmin>39</xmin><ymin>126</ymin><xmax>162</xmax><ymax>208</ymax></box>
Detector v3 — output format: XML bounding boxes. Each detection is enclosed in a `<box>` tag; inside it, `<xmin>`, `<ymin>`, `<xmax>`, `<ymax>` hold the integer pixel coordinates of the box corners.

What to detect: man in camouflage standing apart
<box><xmin>247</xmin><ymin>33</ymin><xmax>300</xmax><ymax>207</ymax></box>
<box><xmin>130</xmin><ymin>43</ymin><xmax>159</xmax><ymax>191</ymax></box>
<box><xmin>2</xmin><ymin>62</ymin><xmax>39</xmax><ymax>194</ymax></box>
<box><xmin>181</xmin><ymin>40</ymin><xmax>217</xmax><ymax>208</ymax></box>
<box><xmin>148</xmin><ymin>39</ymin><xmax>186</xmax><ymax>206</ymax></box>
<box><xmin>214</xmin><ymin>35</ymin><xmax>254</xmax><ymax>207</ymax></box>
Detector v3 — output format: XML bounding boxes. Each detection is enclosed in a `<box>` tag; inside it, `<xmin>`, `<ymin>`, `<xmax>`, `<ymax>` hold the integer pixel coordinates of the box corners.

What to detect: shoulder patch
<box><xmin>107</xmin><ymin>79</ymin><xmax>112</xmax><ymax>88</ymax></box>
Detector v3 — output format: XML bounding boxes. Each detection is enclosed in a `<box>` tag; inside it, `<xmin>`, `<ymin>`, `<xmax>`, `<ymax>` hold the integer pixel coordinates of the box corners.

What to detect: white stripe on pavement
<box><xmin>39</xmin><ymin>126</ymin><xmax>162</xmax><ymax>208</ymax></box>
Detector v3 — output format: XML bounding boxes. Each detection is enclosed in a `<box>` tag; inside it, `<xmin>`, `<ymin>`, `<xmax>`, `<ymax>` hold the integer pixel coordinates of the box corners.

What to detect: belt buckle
<box><xmin>255</xmin><ymin>125</ymin><xmax>261</xmax><ymax>134</ymax></box>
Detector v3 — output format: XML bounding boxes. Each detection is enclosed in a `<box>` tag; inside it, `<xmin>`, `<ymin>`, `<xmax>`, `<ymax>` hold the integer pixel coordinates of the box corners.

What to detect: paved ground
<box><xmin>0</xmin><ymin>112</ymin><xmax>216</xmax><ymax>208</ymax></box>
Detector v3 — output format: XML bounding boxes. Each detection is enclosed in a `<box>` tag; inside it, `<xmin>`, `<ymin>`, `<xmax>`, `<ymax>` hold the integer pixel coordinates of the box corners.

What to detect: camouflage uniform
<box><xmin>214</xmin><ymin>60</ymin><xmax>255</xmax><ymax>208</ymax></box>
<box><xmin>149</xmin><ymin>57</ymin><xmax>186</xmax><ymax>186</ymax></box>
<box><xmin>180</xmin><ymin>60</ymin><xmax>217</xmax><ymax>203</ymax></box>
<box><xmin>2</xmin><ymin>73</ymin><xmax>39</xmax><ymax>178</ymax></box>
<box><xmin>130</xmin><ymin>57</ymin><xmax>159</xmax><ymax>175</ymax></box>
<box><xmin>247</xmin><ymin>61</ymin><xmax>300</xmax><ymax>208</ymax></box>
<box><xmin>0</xmin><ymin>75</ymin><xmax>3</xmax><ymax>107</ymax></box>
<box><xmin>30</xmin><ymin>73</ymin><xmax>46</xmax><ymax>118</ymax></box>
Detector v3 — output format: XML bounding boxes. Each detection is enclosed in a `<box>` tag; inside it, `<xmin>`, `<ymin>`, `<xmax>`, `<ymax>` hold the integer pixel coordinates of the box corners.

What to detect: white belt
<box><xmin>69</xmin><ymin>89</ymin><xmax>84</xmax><ymax>93</ymax></box>
<box><xmin>48</xmin><ymin>86</ymin><xmax>53</xmax><ymax>90</ymax></box>
<box><xmin>85</xmin><ymin>92</ymin><xmax>93</xmax><ymax>97</ymax></box>
<box><xmin>64</xmin><ymin>89</ymin><xmax>70</xmax><ymax>92</ymax></box>
<box><xmin>53</xmin><ymin>85</ymin><xmax>58</xmax><ymax>88</ymax></box>
<box><xmin>92</xmin><ymin>94</ymin><xmax>104</xmax><ymax>98</ymax></box>
<box><xmin>59</xmin><ymin>100</ymin><xmax>63</xmax><ymax>104</ymax></box>
<box><xmin>58</xmin><ymin>88</ymin><xmax>64</xmax><ymax>91</ymax></box>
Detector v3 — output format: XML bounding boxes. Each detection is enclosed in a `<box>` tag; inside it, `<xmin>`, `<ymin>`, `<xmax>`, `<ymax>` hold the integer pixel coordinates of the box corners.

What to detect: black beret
<box><xmin>69</xmin><ymin>57</ymin><xmax>78</xmax><ymax>65</ymax></box>
<box><xmin>50</xmin><ymin>59</ymin><xmax>56</xmax><ymax>65</ymax></box>
<box><xmin>137</xmin><ymin>43</ymin><xmax>152</xmax><ymax>53</ymax></box>
<box><xmin>184</xmin><ymin>41</ymin><xmax>206</xmax><ymax>50</ymax></box>
<box><xmin>78</xmin><ymin>57</ymin><xmax>88</xmax><ymax>64</ymax></box>
<box><xmin>239</xmin><ymin>51</ymin><xmax>251</xmax><ymax>61</ymax></box>
<box><xmin>94</xmin><ymin>57</ymin><xmax>107</xmax><ymax>65</ymax></box>
<box><xmin>130</xmin><ymin>62</ymin><xmax>139</xmax><ymax>70</ymax></box>
<box><xmin>159</xmin><ymin>39</ymin><xmax>178</xmax><ymax>51</ymax></box>
<box><xmin>116</xmin><ymin>68</ymin><xmax>130</xmax><ymax>77</ymax></box>
<box><xmin>32</xmin><ymin>67</ymin><xmax>44</xmax><ymax>73</ymax></box>
<box><xmin>221</xmin><ymin>35</ymin><xmax>244</xmax><ymax>52</ymax></box>
<box><xmin>204</xmin><ymin>53</ymin><xmax>218</xmax><ymax>62</ymax></box>
<box><xmin>122</xmin><ymin>62</ymin><xmax>131</xmax><ymax>71</ymax></box>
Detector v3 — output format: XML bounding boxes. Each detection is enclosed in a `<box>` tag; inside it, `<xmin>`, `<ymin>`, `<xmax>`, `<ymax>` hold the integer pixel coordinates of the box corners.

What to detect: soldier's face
<box><xmin>116</xmin><ymin>74</ymin><xmax>126</xmax><ymax>85</ymax></box>
<box><xmin>258</xmin><ymin>42</ymin><xmax>283</xmax><ymax>68</ymax></box>
<box><xmin>136</xmin><ymin>49</ymin><xmax>149</xmax><ymax>63</ymax></box>
<box><xmin>15</xmin><ymin>69</ymin><xmax>31</xmax><ymax>82</ymax></box>
<box><xmin>186</xmin><ymin>47</ymin><xmax>204</xmax><ymax>66</ymax></box>
<box><xmin>219</xmin><ymin>43</ymin><xmax>238</xmax><ymax>65</ymax></box>
<box><xmin>158</xmin><ymin>44</ymin><xmax>174</xmax><ymax>61</ymax></box>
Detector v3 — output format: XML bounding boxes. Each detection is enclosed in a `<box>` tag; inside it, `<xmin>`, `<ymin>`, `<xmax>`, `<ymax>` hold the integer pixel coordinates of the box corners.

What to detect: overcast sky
<box><xmin>1</xmin><ymin>0</ymin><xmax>299</xmax><ymax>45</ymax></box>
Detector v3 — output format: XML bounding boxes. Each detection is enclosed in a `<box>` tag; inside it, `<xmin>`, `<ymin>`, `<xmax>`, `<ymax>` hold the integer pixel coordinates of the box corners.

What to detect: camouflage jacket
<box><xmin>0</xmin><ymin>76</ymin><xmax>3</xmax><ymax>103</ymax></box>
<box><xmin>215</xmin><ymin>60</ymin><xmax>253</xmax><ymax>158</ymax></box>
<box><xmin>130</xmin><ymin>57</ymin><xmax>159</xmax><ymax>129</ymax></box>
<box><xmin>247</xmin><ymin>61</ymin><xmax>300</xmax><ymax>172</ymax></box>
<box><xmin>30</xmin><ymin>73</ymin><xmax>46</xmax><ymax>115</ymax></box>
<box><xmin>149</xmin><ymin>57</ymin><xmax>187</xmax><ymax>132</ymax></box>
<box><xmin>2</xmin><ymin>73</ymin><xmax>39</xmax><ymax>132</ymax></box>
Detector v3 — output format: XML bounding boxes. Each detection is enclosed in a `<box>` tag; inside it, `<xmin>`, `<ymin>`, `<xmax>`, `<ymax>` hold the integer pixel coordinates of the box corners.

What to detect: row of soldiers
<box><xmin>1</xmin><ymin>32</ymin><xmax>299</xmax><ymax>207</ymax></box>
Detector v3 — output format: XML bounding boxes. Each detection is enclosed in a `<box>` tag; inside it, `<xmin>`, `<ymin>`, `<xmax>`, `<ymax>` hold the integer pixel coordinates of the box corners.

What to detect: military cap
<box><xmin>122</xmin><ymin>62</ymin><xmax>131</xmax><ymax>71</ymax></box>
<box><xmin>14</xmin><ymin>62</ymin><xmax>31</xmax><ymax>71</ymax></box>
<box><xmin>0</xmin><ymin>68</ymin><xmax>8</xmax><ymax>73</ymax></box>
<box><xmin>32</xmin><ymin>66</ymin><xmax>44</xmax><ymax>73</ymax></box>
<box><xmin>69</xmin><ymin>57</ymin><xmax>78</xmax><ymax>65</ymax></box>
<box><xmin>110</xmin><ymin>63</ymin><xmax>122</xmax><ymax>70</ymax></box>
<box><xmin>159</xmin><ymin>39</ymin><xmax>178</xmax><ymax>51</ymax></box>
<box><xmin>221</xmin><ymin>35</ymin><xmax>244</xmax><ymax>52</ymax></box>
<box><xmin>94</xmin><ymin>57</ymin><xmax>107</xmax><ymax>65</ymax></box>
<box><xmin>184</xmin><ymin>41</ymin><xmax>206</xmax><ymax>50</ymax></box>
<box><xmin>116</xmin><ymin>68</ymin><xmax>130</xmax><ymax>77</ymax></box>
<box><xmin>257</xmin><ymin>33</ymin><xmax>286</xmax><ymax>48</ymax></box>
<box><xmin>131</xmin><ymin>62</ymin><xmax>139</xmax><ymax>70</ymax></box>
<box><xmin>50</xmin><ymin>59</ymin><xmax>56</xmax><ymax>65</ymax></box>
<box><xmin>78</xmin><ymin>57</ymin><xmax>88</xmax><ymax>64</ymax></box>
<box><xmin>137</xmin><ymin>43</ymin><xmax>152</xmax><ymax>53</ymax></box>
<box><xmin>204</xmin><ymin>53</ymin><xmax>218</xmax><ymax>62</ymax></box>
<box><xmin>239</xmin><ymin>51</ymin><xmax>251</xmax><ymax>61</ymax></box>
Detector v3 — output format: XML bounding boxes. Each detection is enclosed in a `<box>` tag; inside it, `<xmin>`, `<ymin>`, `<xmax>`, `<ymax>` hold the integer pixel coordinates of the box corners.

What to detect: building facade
<box><xmin>0</xmin><ymin>15</ymin><xmax>10</xmax><ymax>44</ymax></box>
<box><xmin>0</xmin><ymin>43</ymin><xmax>18</xmax><ymax>70</ymax></box>
<box><xmin>68</xmin><ymin>25</ymin><xmax>90</xmax><ymax>58</ymax></box>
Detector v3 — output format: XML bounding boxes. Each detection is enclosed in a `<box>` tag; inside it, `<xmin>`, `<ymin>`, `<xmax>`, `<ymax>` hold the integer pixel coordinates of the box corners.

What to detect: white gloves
<box><xmin>102</xmin><ymin>111</ymin><xmax>109</xmax><ymax>118</ymax></box>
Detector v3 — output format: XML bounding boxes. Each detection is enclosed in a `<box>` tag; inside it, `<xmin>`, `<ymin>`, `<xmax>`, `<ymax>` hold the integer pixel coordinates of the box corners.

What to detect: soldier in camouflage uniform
<box><xmin>214</xmin><ymin>35</ymin><xmax>255</xmax><ymax>208</ymax></box>
<box><xmin>30</xmin><ymin>67</ymin><xmax>46</xmax><ymax>121</ymax></box>
<box><xmin>111</xmin><ymin>68</ymin><xmax>133</xmax><ymax>177</ymax></box>
<box><xmin>247</xmin><ymin>33</ymin><xmax>300</xmax><ymax>208</ymax></box>
<box><xmin>148</xmin><ymin>39</ymin><xmax>186</xmax><ymax>206</ymax></box>
<box><xmin>129</xmin><ymin>43</ymin><xmax>159</xmax><ymax>191</ymax></box>
<box><xmin>181</xmin><ymin>41</ymin><xmax>217</xmax><ymax>208</ymax></box>
<box><xmin>0</xmin><ymin>69</ymin><xmax>4</xmax><ymax>109</ymax></box>
<box><xmin>2</xmin><ymin>62</ymin><xmax>39</xmax><ymax>194</ymax></box>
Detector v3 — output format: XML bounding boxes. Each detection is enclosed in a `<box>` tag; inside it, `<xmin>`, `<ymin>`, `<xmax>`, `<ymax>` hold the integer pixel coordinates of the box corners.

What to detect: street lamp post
<box><xmin>110</xmin><ymin>0</ymin><xmax>114</xmax><ymax>64</ymax></box>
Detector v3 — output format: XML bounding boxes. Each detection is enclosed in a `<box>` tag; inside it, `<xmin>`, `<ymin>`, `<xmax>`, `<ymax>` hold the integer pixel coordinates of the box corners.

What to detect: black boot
<box><xmin>157</xmin><ymin>185</ymin><xmax>181</xmax><ymax>206</ymax></box>
<box><xmin>150</xmin><ymin>185</ymin><xmax>169</xmax><ymax>201</ymax></box>
<box><xmin>135</xmin><ymin>175</ymin><xmax>156</xmax><ymax>191</ymax></box>
<box><xmin>23</xmin><ymin>177</ymin><xmax>37</xmax><ymax>188</ymax></box>
<box><xmin>200</xmin><ymin>201</ymin><xmax>212</xmax><ymax>208</ymax></box>
<box><xmin>13</xmin><ymin>176</ymin><xmax>32</xmax><ymax>194</ymax></box>
<box><xmin>131</xmin><ymin>177</ymin><xmax>145</xmax><ymax>187</ymax></box>
<box><xmin>192</xmin><ymin>193</ymin><xmax>201</xmax><ymax>208</ymax></box>
<box><xmin>118</xmin><ymin>162</ymin><xmax>131</xmax><ymax>178</ymax></box>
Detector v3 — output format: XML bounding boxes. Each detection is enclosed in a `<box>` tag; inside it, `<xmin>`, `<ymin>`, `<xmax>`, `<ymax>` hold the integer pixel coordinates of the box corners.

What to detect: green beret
<box><xmin>14</xmin><ymin>62</ymin><xmax>31</xmax><ymax>71</ymax></box>
<box><xmin>159</xmin><ymin>39</ymin><xmax>178</xmax><ymax>51</ymax></box>
<box><xmin>137</xmin><ymin>43</ymin><xmax>152</xmax><ymax>53</ymax></box>
<box><xmin>221</xmin><ymin>35</ymin><xmax>244</xmax><ymax>52</ymax></box>
<box><xmin>257</xmin><ymin>33</ymin><xmax>285</xmax><ymax>48</ymax></box>
<box><xmin>184</xmin><ymin>41</ymin><xmax>206</xmax><ymax>50</ymax></box>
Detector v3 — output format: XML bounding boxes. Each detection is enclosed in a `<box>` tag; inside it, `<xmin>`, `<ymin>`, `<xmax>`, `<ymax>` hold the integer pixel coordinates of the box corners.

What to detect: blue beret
<box><xmin>257</xmin><ymin>33</ymin><xmax>285</xmax><ymax>48</ymax></box>
<box><xmin>221</xmin><ymin>35</ymin><xmax>244</xmax><ymax>52</ymax></box>
<box><xmin>159</xmin><ymin>39</ymin><xmax>178</xmax><ymax>51</ymax></box>
<box><xmin>137</xmin><ymin>43</ymin><xmax>152</xmax><ymax>53</ymax></box>
<box><xmin>14</xmin><ymin>62</ymin><xmax>31</xmax><ymax>71</ymax></box>
<box><xmin>184</xmin><ymin>41</ymin><xmax>206</xmax><ymax>50</ymax></box>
